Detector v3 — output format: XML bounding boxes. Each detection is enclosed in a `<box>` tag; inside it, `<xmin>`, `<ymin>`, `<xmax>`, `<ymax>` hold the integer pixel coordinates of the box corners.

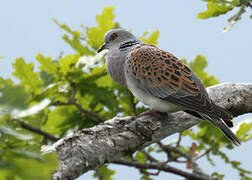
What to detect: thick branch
<box><xmin>45</xmin><ymin>83</ymin><xmax>252</xmax><ymax>180</ymax></box>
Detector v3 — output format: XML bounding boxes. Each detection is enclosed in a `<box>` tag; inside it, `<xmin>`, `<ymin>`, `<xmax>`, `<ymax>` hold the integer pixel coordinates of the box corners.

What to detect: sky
<box><xmin>0</xmin><ymin>0</ymin><xmax>251</xmax><ymax>180</ymax></box>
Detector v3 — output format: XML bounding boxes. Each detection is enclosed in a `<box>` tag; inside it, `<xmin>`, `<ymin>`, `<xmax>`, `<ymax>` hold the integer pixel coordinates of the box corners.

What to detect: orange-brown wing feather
<box><xmin>126</xmin><ymin>44</ymin><xmax>215</xmax><ymax>113</ymax></box>
<box><xmin>127</xmin><ymin>44</ymin><xmax>200</xmax><ymax>95</ymax></box>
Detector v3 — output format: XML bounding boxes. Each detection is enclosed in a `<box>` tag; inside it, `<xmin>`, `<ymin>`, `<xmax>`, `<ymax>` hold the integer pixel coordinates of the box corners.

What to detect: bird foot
<box><xmin>137</xmin><ymin>109</ymin><xmax>168</xmax><ymax>118</ymax></box>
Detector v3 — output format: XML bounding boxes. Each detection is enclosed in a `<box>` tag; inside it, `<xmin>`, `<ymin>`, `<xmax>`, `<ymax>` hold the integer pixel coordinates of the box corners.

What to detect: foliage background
<box><xmin>0</xmin><ymin>0</ymin><xmax>252</xmax><ymax>180</ymax></box>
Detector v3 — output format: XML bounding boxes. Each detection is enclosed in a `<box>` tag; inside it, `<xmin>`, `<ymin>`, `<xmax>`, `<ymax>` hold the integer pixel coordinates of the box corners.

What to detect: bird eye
<box><xmin>109</xmin><ymin>33</ymin><xmax>118</xmax><ymax>41</ymax></box>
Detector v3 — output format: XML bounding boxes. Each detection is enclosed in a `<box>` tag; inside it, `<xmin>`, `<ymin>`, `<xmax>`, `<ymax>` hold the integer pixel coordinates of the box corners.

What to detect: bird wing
<box><xmin>126</xmin><ymin>44</ymin><xmax>215</xmax><ymax>113</ymax></box>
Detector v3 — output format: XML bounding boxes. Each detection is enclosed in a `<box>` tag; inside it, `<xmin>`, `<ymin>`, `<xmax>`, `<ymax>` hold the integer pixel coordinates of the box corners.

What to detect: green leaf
<box><xmin>59</xmin><ymin>54</ymin><xmax>80</xmax><ymax>76</ymax></box>
<box><xmin>236</xmin><ymin>118</ymin><xmax>252</xmax><ymax>141</ymax></box>
<box><xmin>207</xmin><ymin>153</ymin><xmax>216</xmax><ymax>166</ymax></box>
<box><xmin>140</xmin><ymin>30</ymin><xmax>160</xmax><ymax>45</ymax></box>
<box><xmin>11</xmin><ymin>98</ymin><xmax>51</xmax><ymax>119</ymax></box>
<box><xmin>0</xmin><ymin>77</ymin><xmax>29</xmax><ymax>110</ymax></box>
<box><xmin>12</xmin><ymin>58</ymin><xmax>43</xmax><ymax>95</ymax></box>
<box><xmin>135</xmin><ymin>151</ymin><xmax>147</xmax><ymax>163</ymax></box>
<box><xmin>0</xmin><ymin>56</ymin><xmax>4</xmax><ymax>60</ymax></box>
<box><xmin>230</xmin><ymin>160</ymin><xmax>252</xmax><ymax>176</ymax></box>
<box><xmin>212</xmin><ymin>172</ymin><xmax>225</xmax><ymax>179</ymax></box>
<box><xmin>13</xmin><ymin>150</ymin><xmax>42</xmax><ymax>160</ymax></box>
<box><xmin>188</xmin><ymin>55</ymin><xmax>219</xmax><ymax>87</ymax></box>
<box><xmin>36</xmin><ymin>53</ymin><xmax>58</xmax><ymax>76</ymax></box>
<box><xmin>77</xmin><ymin>65</ymin><xmax>121</xmax><ymax>117</ymax></box>
<box><xmin>141</xmin><ymin>174</ymin><xmax>153</xmax><ymax>180</ymax></box>
<box><xmin>86</xmin><ymin>6</ymin><xmax>117</xmax><ymax>50</ymax></box>
<box><xmin>96</xmin><ymin>74</ymin><xmax>114</xmax><ymax>88</ymax></box>
<box><xmin>0</xmin><ymin>126</ymin><xmax>33</xmax><ymax>140</ymax></box>
<box><xmin>53</xmin><ymin>19</ymin><xmax>94</xmax><ymax>55</ymax></box>
<box><xmin>239</xmin><ymin>0</ymin><xmax>250</xmax><ymax>5</ymax></box>
<box><xmin>52</xmin><ymin>18</ymin><xmax>72</xmax><ymax>33</ymax></box>
<box><xmin>62</xmin><ymin>33</ymin><xmax>94</xmax><ymax>55</ymax></box>
<box><xmin>40</xmin><ymin>71</ymin><xmax>54</xmax><ymax>86</ymax></box>
<box><xmin>197</xmin><ymin>121</ymin><xmax>230</xmax><ymax>146</ymax></box>
<box><xmin>198</xmin><ymin>2</ymin><xmax>234</xmax><ymax>19</ymax></box>
<box><xmin>42</xmin><ymin>105</ymin><xmax>82</xmax><ymax>135</ymax></box>
<box><xmin>1</xmin><ymin>152</ymin><xmax>58</xmax><ymax>180</ymax></box>
<box><xmin>93</xmin><ymin>165</ymin><xmax>116</xmax><ymax>180</ymax></box>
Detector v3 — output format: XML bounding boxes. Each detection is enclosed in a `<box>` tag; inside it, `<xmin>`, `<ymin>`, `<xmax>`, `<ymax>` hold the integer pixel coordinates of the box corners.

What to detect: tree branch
<box><xmin>112</xmin><ymin>159</ymin><xmax>218</xmax><ymax>180</ymax></box>
<box><xmin>129</xmin><ymin>93</ymin><xmax>137</xmax><ymax>115</ymax></box>
<box><xmin>157</xmin><ymin>142</ymin><xmax>203</xmax><ymax>174</ymax></box>
<box><xmin>176</xmin><ymin>132</ymin><xmax>182</xmax><ymax>147</ymax></box>
<box><xmin>44</xmin><ymin>83</ymin><xmax>252</xmax><ymax>180</ymax></box>
<box><xmin>138</xmin><ymin>145</ymin><xmax>214</xmax><ymax>179</ymax></box>
<box><xmin>18</xmin><ymin>120</ymin><xmax>59</xmax><ymax>141</ymax></box>
<box><xmin>51</xmin><ymin>82</ymin><xmax>105</xmax><ymax>122</ymax></box>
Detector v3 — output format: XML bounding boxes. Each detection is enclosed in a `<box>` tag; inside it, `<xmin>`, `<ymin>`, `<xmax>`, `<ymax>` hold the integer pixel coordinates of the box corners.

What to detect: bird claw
<box><xmin>137</xmin><ymin>109</ymin><xmax>168</xmax><ymax>118</ymax></box>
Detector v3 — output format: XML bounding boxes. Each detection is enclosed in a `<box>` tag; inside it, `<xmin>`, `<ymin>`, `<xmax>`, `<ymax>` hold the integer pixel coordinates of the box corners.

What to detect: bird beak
<box><xmin>97</xmin><ymin>44</ymin><xmax>106</xmax><ymax>53</ymax></box>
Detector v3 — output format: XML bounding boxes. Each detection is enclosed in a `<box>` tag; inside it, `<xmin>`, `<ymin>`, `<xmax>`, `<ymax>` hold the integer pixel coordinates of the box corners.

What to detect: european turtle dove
<box><xmin>97</xmin><ymin>29</ymin><xmax>241</xmax><ymax>146</ymax></box>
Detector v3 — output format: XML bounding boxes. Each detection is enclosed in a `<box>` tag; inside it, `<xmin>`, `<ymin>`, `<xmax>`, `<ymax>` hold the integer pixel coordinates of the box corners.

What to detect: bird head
<box><xmin>97</xmin><ymin>29</ymin><xmax>137</xmax><ymax>53</ymax></box>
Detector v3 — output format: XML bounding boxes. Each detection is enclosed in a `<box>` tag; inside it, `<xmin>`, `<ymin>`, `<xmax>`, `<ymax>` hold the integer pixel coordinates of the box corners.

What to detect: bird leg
<box><xmin>137</xmin><ymin>109</ymin><xmax>168</xmax><ymax>118</ymax></box>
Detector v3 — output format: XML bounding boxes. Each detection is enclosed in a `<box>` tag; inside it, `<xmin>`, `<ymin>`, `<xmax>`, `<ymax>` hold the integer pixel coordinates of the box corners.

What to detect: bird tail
<box><xmin>199</xmin><ymin>104</ymin><xmax>241</xmax><ymax>146</ymax></box>
<box><xmin>214</xmin><ymin>104</ymin><xmax>234</xmax><ymax>127</ymax></box>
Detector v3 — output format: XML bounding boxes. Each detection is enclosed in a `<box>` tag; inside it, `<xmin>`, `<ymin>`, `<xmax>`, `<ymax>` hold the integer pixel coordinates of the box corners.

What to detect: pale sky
<box><xmin>0</xmin><ymin>0</ymin><xmax>251</xmax><ymax>179</ymax></box>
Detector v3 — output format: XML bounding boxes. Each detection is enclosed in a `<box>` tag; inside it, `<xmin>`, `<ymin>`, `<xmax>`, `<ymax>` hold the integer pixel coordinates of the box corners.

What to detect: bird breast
<box><xmin>125</xmin><ymin>71</ymin><xmax>182</xmax><ymax>112</ymax></box>
<box><xmin>106</xmin><ymin>50</ymin><xmax>128</xmax><ymax>88</ymax></box>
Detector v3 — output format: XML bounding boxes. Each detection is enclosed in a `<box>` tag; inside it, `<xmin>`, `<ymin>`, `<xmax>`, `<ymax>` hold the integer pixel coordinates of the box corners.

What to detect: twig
<box><xmin>51</xmin><ymin>101</ymin><xmax>70</xmax><ymax>106</ymax></box>
<box><xmin>94</xmin><ymin>167</ymin><xmax>103</xmax><ymax>180</ymax></box>
<box><xmin>58</xmin><ymin>51</ymin><xmax>63</xmax><ymax>60</ymax></box>
<box><xmin>52</xmin><ymin>82</ymin><xmax>105</xmax><ymax>122</ymax></box>
<box><xmin>169</xmin><ymin>149</ymin><xmax>210</xmax><ymax>163</ymax></box>
<box><xmin>141</xmin><ymin>150</ymin><xmax>159</xmax><ymax>163</ymax></box>
<box><xmin>52</xmin><ymin>101</ymin><xmax>105</xmax><ymax>122</ymax></box>
<box><xmin>176</xmin><ymin>132</ymin><xmax>182</xmax><ymax>147</ymax></box>
<box><xmin>69</xmin><ymin>82</ymin><xmax>77</xmax><ymax>103</ymax></box>
<box><xmin>129</xmin><ymin>93</ymin><xmax>137</xmax><ymax>115</ymax></box>
<box><xmin>112</xmin><ymin>159</ymin><xmax>218</xmax><ymax>180</ymax></box>
<box><xmin>74</xmin><ymin>103</ymin><xmax>105</xmax><ymax>121</ymax></box>
<box><xmin>157</xmin><ymin>142</ymin><xmax>203</xmax><ymax>174</ymax></box>
<box><xmin>18</xmin><ymin>120</ymin><xmax>59</xmax><ymax>141</ymax></box>
<box><xmin>247</xmin><ymin>2</ymin><xmax>252</xmax><ymax>8</ymax></box>
<box><xmin>139</xmin><ymin>150</ymin><xmax>163</xmax><ymax>176</ymax></box>
<box><xmin>195</xmin><ymin>149</ymin><xmax>210</xmax><ymax>160</ymax></box>
<box><xmin>158</xmin><ymin>142</ymin><xmax>190</xmax><ymax>160</ymax></box>
<box><xmin>140</xmin><ymin>169</ymin><xmax>161</xmax><ymax>176</ymax></box>
<box><xmin>69</xmin><ymin>82</ymin><xmax>105</xmax><ymax>121</ymax></box>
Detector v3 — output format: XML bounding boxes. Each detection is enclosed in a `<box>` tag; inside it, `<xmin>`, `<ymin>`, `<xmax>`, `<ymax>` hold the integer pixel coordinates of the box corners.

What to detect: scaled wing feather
<box><xmin>126</xmin><ymin>44</ymin><xmax>215</xmax><ymax>113</ymax></box>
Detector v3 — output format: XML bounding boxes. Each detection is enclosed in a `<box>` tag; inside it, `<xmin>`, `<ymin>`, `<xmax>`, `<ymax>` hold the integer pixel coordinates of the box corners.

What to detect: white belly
<box><xmin>126</xmin><ymin>75</ymin><xmax>182</xmax><ymax>112</ymax></box>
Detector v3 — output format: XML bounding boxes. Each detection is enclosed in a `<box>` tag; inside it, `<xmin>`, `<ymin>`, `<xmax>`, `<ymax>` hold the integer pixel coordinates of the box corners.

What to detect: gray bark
<box><xmin>45</xmin><ymin>83</ymin><xmax>252</xmax><ymax>180</ymax></box>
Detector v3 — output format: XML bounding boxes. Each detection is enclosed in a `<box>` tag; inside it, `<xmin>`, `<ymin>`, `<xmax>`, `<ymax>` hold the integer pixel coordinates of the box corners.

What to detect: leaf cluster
<box><xmin>198</xmin><ymin>0</ymin><xmax>252</xmax><ymax>31</ymax></box>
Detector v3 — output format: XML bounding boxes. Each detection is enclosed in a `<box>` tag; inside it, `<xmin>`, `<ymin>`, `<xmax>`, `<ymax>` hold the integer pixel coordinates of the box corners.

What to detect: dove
<box><xmin>97</xmin><ymin>28</ymin><xmax>241</xmax><ymax>146</ymax></box>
